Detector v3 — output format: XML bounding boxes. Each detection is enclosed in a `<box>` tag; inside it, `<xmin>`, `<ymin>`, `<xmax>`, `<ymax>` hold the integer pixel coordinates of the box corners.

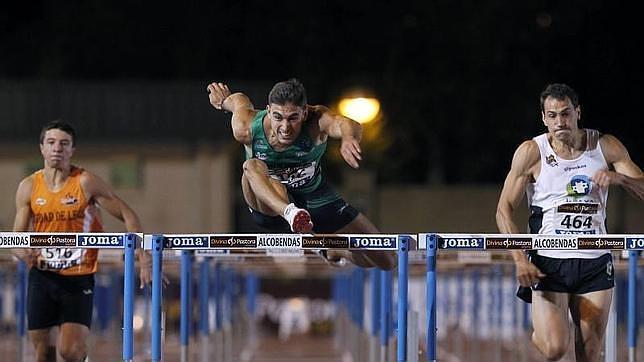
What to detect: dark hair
<box><xmin>268</xmin><ymin>78</ymin><xmax>307</xmax><ymax>107</ymax></box>
<box><xmin>540</xmin><ymin>83</ymin><xmax>580</xmax><ymax>112</ymax></box>
<box><xmin>39</xmin><ymin>120</ymin><xmax>76</xmax><ymax>146</ymax></box>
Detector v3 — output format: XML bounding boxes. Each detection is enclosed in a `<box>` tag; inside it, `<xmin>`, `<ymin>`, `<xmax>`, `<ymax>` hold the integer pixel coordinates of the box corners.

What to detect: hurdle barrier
<box><xmin>419</xmin><ymin>233</ymin><xmax>643</xmax><ymax>362</ymax></box>
<box><xmin>1</xmin><ymin>231</ymin><xmax>641</xmax><ymax>361</ymax></box>
<box><xmin>0</xmin><ymin>232</ymin><xmax>139</xmax><ymax>362</ymax></box>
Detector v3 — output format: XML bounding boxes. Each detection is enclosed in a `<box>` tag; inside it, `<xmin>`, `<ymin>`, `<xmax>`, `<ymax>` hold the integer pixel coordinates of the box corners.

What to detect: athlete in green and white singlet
<box><xmin>207</xmin><ymin>78</ymin><xmax>397</xmax><ymax>270</ymax></box>
<box><xmin>246</xmin><ymin>109</ymin><xmax>341</xmax><ymax>208</ymax></box>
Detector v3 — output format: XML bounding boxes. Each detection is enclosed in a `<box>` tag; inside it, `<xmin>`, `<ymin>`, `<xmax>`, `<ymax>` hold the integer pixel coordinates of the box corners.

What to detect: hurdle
<box><xmin>1</xmin><ymin>232</ymin><xmax>140</xmax><ymax>362</ymax></box>
<box><xmin>417</xmin><ymin>233</ymin><xmax>643</xmax><ymax>362</ymax></box>
<box><xmin>142</xmin><ymin>233</ymin><xmax>403</xmax><ymax>362</ymax></box>
<box><xmin>5</xmin><ymin>231</ymin><xmax>640</xmax><ymax>361</ymax></box>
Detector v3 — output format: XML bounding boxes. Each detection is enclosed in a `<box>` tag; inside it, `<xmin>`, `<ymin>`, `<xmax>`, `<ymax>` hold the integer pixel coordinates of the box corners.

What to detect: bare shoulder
<box><xmin>513</xmin><ymin>140</ymin><xmax>540</xmax><ymax>168</ymax></box>
<box><xmin>307</xmin><ymin>104</ymin><xmax>329</xmax><ymax>122</ymax></box>
<box><xmin>304</xmin><ymin>104</ymin><xmax>327</xmax><ymax>135</ymax></box>
<box><xmin>18</xmin><ymin>174</ymin><xmax>34</xmax><ymax>188</ymax></box>
<box><xmin>79</xmin><ymin>168</ymin><xmax>98</xmax><ymax>182</ymax></box>
<box><xmin>79</xmin><ymin>169</ymin><xmax>109</xmax><ymax>195</ymax></box>
<box><xmin>599</xmin><ymin>133</ymin><xmax>628</xmax><ymax>163</ymax></box>
<box><xmin>16</xmin><ymin>175</ymin><xmax>34</xmax><ymax>195</ymax></box>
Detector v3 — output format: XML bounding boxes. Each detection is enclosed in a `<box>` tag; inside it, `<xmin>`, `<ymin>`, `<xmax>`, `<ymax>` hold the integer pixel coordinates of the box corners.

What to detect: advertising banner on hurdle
<box><xmin>142</xmin><ymin>233</ymin><xmax>400</xmax><ymax>250</ymax></box>
<box><xmin>418</xmin><ymin>233</ymin><xmax>644</xmax><ymax>250</ymax></box>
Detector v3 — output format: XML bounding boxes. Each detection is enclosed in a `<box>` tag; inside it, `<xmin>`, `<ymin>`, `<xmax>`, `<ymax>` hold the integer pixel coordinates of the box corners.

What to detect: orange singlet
<box><xmin>30</xmin><ymin>166</ymin><xmax>103</xmax><ymax>276</ymax></box>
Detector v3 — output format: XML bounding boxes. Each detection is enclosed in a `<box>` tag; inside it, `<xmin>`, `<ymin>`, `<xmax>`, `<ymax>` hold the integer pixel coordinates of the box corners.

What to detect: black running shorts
<box><xmin>517</xmin><ymin>253</ymin><xmax>614</xmax><ymax>303</ymax></box>
<box><xmin>27</xmin><ymin>268</ymin><xmax>95</xmax><ymax>330</ymax></box>
<box><xmin>250</xmin><ymin>198</ymin><xmax>360</xmax><ymax>233</ymax></box>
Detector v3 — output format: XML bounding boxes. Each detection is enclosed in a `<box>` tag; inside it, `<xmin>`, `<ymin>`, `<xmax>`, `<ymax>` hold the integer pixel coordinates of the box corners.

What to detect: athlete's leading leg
<box><xmin>58</xmin><ymin>323</ymin><xmax>90</xmax><ymax>362</ymax></box>
<box><xmin>29</xmin><ymin>328</ymin><xmax>57</xmax><ymax>362</ymax></box>
<box><xmin>330</xmin><ymin>213</ymin><xmax>397</xmax><ymax>270</ymax></box>
<box><xmin>241</xmin><ymin>159</ymin><xmax>312</xmax><ymax>232</ymax></box>
<box><xmin>531</xmin><ymin>290</ymin><xmax>571</xmax><ymax>361</ymax></box>
<box><xmin>569</xmin><ymin>289</ymin><xmax>613</xmax><ymax>362</ymax></box>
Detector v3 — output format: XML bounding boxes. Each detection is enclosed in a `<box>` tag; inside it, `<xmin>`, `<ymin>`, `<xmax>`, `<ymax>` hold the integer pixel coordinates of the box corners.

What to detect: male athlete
<box><xmin>207</xmin><ymin>79</ymin><xmax>396</xmax><ymax>270</ymax></box>
<box><xmin>496</xmin><ymin>83</ymin><xmax>644</xmax><ymax>361</ymax></box>
<box><xmin>12</xmin><ymin>121</ymin><xmax>151</xmax><ymax>362</ymax></box>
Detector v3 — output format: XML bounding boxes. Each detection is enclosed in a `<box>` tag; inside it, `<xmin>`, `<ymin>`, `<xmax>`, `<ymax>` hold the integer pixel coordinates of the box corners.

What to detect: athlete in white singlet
<box><xmin>496</xmin><ymin>84</ymin><xmax>644</xmax><ymax>362</ymax></box>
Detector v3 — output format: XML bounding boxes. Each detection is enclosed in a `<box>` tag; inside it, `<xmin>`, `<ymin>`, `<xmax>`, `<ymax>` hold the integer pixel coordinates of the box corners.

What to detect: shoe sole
<box><xmin>292</xmin><ymin>210</ymin><xmax>313</xmax><ymax>233</ymax></box>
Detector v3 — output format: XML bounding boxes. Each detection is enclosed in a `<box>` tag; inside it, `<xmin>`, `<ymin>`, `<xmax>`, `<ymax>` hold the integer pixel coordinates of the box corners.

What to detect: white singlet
<box><xmin>527</xmin><ymin>129</ymin><xmax>610</xmax><ymax>259</ymax></box>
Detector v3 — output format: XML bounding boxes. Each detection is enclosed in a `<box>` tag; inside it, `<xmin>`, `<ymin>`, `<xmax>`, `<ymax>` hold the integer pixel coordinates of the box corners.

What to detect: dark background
<box><xmin>2</xmin><ymin>0</ymin><xmax>642</xmax><ymax>184</ymax></box>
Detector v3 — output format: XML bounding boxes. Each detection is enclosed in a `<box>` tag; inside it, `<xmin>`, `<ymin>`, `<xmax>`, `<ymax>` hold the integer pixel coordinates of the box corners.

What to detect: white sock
<box><xmin>282</xmin><ymin>203</ymin><xmax>298</xmax><ymax>221</ymax></box>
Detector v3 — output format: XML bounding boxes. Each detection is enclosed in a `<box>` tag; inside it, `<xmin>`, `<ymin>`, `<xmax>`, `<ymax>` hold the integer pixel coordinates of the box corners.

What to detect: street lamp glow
<box><xmin>338</xmin><ymin>97</ymin><xmax>380</xmax><ymax>124</ymax></box>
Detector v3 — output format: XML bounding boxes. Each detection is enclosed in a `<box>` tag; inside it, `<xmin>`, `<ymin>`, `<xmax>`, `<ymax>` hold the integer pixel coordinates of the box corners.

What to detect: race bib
<box><xmin>38</xmin><ymin>248</ymin><xmax>83</xmax><ymax>271</ymax></box>
<box><xmin>553</xmin><ymin>202</ymin><xmax>600</xmax><ymax>234</ymax></box>
<box><xmin>270</xmin><ymin>162</ymin><xmax>316</xmax><ymax>188</ymax></box>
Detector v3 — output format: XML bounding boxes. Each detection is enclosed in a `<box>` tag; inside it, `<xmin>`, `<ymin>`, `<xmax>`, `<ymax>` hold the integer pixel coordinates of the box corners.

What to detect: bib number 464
<box><xmin>561</xmin><ymin>215</ymin><xmax>592</xmax><ymax>229</ymax></box>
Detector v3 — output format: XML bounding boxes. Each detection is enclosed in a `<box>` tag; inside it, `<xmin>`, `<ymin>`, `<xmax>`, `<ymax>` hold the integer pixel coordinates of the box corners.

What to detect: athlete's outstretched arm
<box><xmin>80</xmin><ymin>171</ymin><xmax>155</xmax><ymax>287</ymax></box>
<box><xmin>206</xmin><ymin>82</ymin><xmax>257</xmax><ymax>145</ymax></box>
<box><xmin>12</xmin><ymin>177</ymin><xmax>39</xmax><ymax>266</ymax></box>
<box><xmin>496</xmin><ymin>140</ymin><xmax>545</xmax><ymax>287</ymax></box>
<box><xmin>81</xmin><ymin>172</ymin><xmax>141</xmax><ymax>231</ymax></box>
<box><xmin>597</xmin><ymin>134</ymin><xmax>644</xmax><ymax>201</ymax></box>
<box><xmin>316</xmin><ymin>105</ymin><xmax>363</xmax><ymax>168</ymax></box>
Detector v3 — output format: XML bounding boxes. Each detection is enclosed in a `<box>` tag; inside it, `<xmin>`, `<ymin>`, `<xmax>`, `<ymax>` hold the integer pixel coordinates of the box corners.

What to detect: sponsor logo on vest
<box><xmin>35</xmin><ymin>198</ymin><xmax>47</xmax><ymax>206</ymax></box>
<box><xmin>349</xmin><ymin>236</ymin><xmax>396</xmax><ymax>249</ymax></box>
<box><xmin>578</xmin><ymin>237</ymin><xmax>624</xmax><ymax>249</ymax></box>
<box><xmin>302</xmin><ymin>236</ymin><xmax>349</xmax><ymax>249</ymax></box>
<box><xmin>258</xmin><ymin>235</ymin><xmax>302</xmax><ymax>248</ymax></box>
<box><xmin>564</xmin><ymin>164</ymin><xmax>587</xmax><ymax>172</ymax></box>
<box><xmin>210</xmin><ymin>236</ymin><xmax>257</xmax><ymax>248</ymax></box>
<box><xmin>164</xmin><ymin>236</ymin><xmax>208</xmax><ymax>249</ymax></box>
<box><xmin>60</xmin><ymin>193</ymin><xmax>78</xmax><ymax>206</ymax></box>
<box><xmin>255</xmin><ymin>152</ymin><xmax>268</xmax><ymax>160</ymax></box>
<box><xmin>0</xmin><ymin>235</ymin><xmax>29</xmax><ymax>247</ymax></box>
<box><xmin>545</xmin><ymin>154</ymin><xmax>558</xmax><ymax>167</ymax></box>
<box><xmin>567</xmin><ymin>175</ymin><xmax>592</xmax><ymax>196</ymax></box>
<box><xmin>438</xmin><ymin>237</ymin><xmax>484</xmax><ymax>249</ymax></box>
<box><xmin>532</xmin><ymin>237</ymin><xmax>578</xmax><ymax>249</ymax></box>
<box><xmin>30</xmin><ymin>234</ymin><xmax>77</xmax><ymax>247</ymax></box>
<box><xmin>254</xmin><ymin>139</ymin><xmax>268</xmax><ymax>150</ymax></box>
<box><xmin>485</xmin><ymin>237</ymin><xmax>532</xmax><ymax>249</ymax></box>
<box><xmin>627</xmin><ymin>238</ymin><xmax>644</xmax><ymax>250</ymax></box>
<box><xmin>78</xmin><ymin>235</ymin><xmax>124</xmax><ymax>247</ymax></box>
<box><xmin>556</xmin><ymin>203</ymin><xmax>599</xmax><ymax>214</ymax></box>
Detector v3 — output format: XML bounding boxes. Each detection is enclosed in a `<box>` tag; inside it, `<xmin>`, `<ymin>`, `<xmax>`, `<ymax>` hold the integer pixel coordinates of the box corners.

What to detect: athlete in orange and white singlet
<box><xmin>12</xmin><ymin>121</ymin><xmax>151</xmax><ymax>362</ymax></box>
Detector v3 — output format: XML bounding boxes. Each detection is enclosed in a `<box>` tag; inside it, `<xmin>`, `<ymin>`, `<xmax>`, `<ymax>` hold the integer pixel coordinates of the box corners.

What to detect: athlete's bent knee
<box><xmin>58</xmin><ymin>342</ymin><xmax>86</xmax><ymax>362</ymax></box>
<box><xmin>533</xmin><ymin>333</ymin><xmax>567</xmax><ymax>361</ymax></box>
<box><xmin>243</xmin><ymin>159</ymin><xmax>268</xmax><ymax>175</ymax></box>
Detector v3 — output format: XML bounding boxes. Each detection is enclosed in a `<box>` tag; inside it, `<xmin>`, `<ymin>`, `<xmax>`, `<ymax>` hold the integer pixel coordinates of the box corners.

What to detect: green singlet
<box><xmin>245</xmin><ymin>110</ymin><xmax>340</xmax><ymax>208</ymax></box>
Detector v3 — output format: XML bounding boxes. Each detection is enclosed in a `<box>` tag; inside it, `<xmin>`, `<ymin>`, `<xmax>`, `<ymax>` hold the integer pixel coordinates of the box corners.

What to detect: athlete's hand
<box><xmin>514</xmin><ymin>260</ymin><xmax>546</xmax><ymax>287</ymax></box>
<box><xmin>11</xmin><ymin>248</ymin><xmax>40</xmax><ymax>268</ymax></box>
<box><xmin>340</xmin><ymin>138</ymin><xmax>362</xmax><ymax>169</ymax></box>
<box><xmin>591</xmin><ymin>170</ymin><xmax>623</xmax><ymax>188</ymax></box>
<box><xmin>137</xmin><ymin>251</ymin><xmax>169</xmax><ymax>289</ymax></box>
<box><xmin>207</xmin><ymin>82</ymin><xmax>232</xmax><ymax>110</ymax></box>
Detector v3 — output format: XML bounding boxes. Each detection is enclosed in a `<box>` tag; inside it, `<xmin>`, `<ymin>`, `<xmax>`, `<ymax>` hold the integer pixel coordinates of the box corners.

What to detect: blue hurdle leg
<box><xmin>151</xmin><ymin>235</ymin><xmax>164</xmax><ymax>362</ymax></box>
<box><xmin>122</xmin><ymin>233</ymin><xmax>136</xmax><ymax>362</ymax></box>
<box><xmin>180</xmin><ymin>250</ymin><xmax>192</xmax><ymax>362</ymax></box>
<box><xmin>397</xmin><ymin>235</ymin><xmax>409</xmax><ymax>362</ymax></box>
<box><xmin>628</xmin><ymin>251</ymin><xmax>639</xmax><ymax>362</ymax></box>
<box><xmin>426</xmin><ymin>234</ymin><xmax>437</xmax><ymax>362</ymax></box>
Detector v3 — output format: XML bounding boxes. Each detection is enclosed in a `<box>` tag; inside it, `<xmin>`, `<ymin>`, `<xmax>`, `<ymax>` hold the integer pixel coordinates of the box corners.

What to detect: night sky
<box><xmin>2</xmin><ymin>0</ymin><xmax>641</xmax><ymax>183</ymax></box>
